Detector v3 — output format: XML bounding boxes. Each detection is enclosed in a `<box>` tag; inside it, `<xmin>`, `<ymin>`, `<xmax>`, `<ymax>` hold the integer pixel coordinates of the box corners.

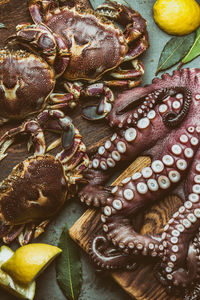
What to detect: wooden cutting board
<box><xmin>69</xmin><ymin>156</ymin><xmax>182</xmax><ymax>300</ymax></box>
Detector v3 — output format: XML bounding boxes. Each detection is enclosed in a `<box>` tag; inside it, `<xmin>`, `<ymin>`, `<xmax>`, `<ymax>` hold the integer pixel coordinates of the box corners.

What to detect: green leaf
<box><xmin>156</xmin><ymin>33</ymin><xmax>195</xmax><ymax>74</ymax></box>
<box><xmin>181</xmin><ymin>27</ymin><xmax>200</xmax><ymax>65</ymax></box>
<box><xmin>56</xmin><ymin>225</ymin><xmax>82</xmax><ymax>300</ymax></box>
<box><xmin>0</xmin><ymin>23</ymin><xmax>6</xmax><ymax>29</ymax></box>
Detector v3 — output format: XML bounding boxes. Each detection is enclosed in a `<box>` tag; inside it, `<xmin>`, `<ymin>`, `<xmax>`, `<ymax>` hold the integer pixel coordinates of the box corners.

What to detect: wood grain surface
<box><xmin>69</xmin><ymin>157</ymin><xmax>182</xmax><ymax>300</ymax></box>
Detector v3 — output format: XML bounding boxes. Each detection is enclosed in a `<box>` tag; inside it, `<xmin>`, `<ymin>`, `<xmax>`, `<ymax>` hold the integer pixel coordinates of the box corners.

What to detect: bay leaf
<box><xmin>56</xmin><ymin>225</ymin><xmax>82</xmax><ymax>300</ymax></box>
<box><xmin>180</xmin><ymin>27</ymin><xmax>200</xmax><ymax>65</ymax></box>
<box><xmin>156</xmin><ymin>33</ymin><xmax>195</xmax><ymax>75</ymax></box>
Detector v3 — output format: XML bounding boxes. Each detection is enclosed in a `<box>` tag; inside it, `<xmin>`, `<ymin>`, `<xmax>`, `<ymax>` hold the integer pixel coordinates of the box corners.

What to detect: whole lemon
<box><xmin>153</xmin><ymin>0</ymin><xmax>200</xmax><ymax>35</ymax></box>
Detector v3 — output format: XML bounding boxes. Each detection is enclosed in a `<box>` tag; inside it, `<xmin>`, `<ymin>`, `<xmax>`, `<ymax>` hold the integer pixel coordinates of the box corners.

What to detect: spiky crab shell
<box><xmin>0</xmin><ymin>155</ymin><xmax>68</xmax><ymax>225</ymax></box>
<box><xmin>0</xmin><ymin>49</ymin><xmax>55</xmax><ymax>119</ymax></box>
<box><xmin>44</xmin><ymin>6</ymin><xmax>128</xmax><ymax>81</ymax></box>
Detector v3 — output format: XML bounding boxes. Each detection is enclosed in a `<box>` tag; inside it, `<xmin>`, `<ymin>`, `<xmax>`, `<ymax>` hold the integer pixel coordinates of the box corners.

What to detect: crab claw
<box><xmin>7</xmin><ymin>22</ymin><xmax>70</xmax><ymax>78</ymax></box>
<box><xmin>62</xmin><ymin>123</ymin><xmax>75</xmax><ymax>149</ymax></box>
<box><xmin>82</xmin><ymin>86</ymin><xmax>114</xmax><ymax>120</ymax></box>
<box><xmin>81</xmin><ymin>106</ymin><xmax>107</xmax><ymax>121</ymax></box>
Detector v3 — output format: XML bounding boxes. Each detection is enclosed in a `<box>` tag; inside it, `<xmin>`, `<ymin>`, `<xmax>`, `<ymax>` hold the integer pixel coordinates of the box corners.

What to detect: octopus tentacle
<box><xmin>183</xmin><ymin>282</ymin><xmax>200</xmax><ymax>300</ymax></box>
<box><xmin>79</xmin><ymin>68</ymin><xmax>200</xmax><ymax>295</ymax></box>
<box><xmin>89</xmin><ymin>235</ymin><xmax>137</xmax><ymax>270</ymax></box>
<box><xmin>111</xmin><ymin>86</ymin><xmax>192</xmax><ymax>129</ymax></box>
<box><xmin>80</xmin><ymin>120</ymin><xmax>200</xmax><ymax>208</ymax></box>
<box><xmin>160</xmin><ymin>151</ymin><xmax>200</xmax><ymax>286</ymax></box>
<box><xmin>100</xmin><ymin>214</ymin><xmax>162</xmax><ymax>257</ymax></box>
<box><xmin>155</xmin><ymin>231</ymin><xmax>200</xmax><ymax>296</ymax></box>
<box><xmin>99</xmin><ymin>129</ymin><xmax>199</xmax><ymax>254</ymax></box>
<box><xmin>80</xmin><ymin>69</ymin><xmax>200</xmax><ymax>209</ymax></box>
<box><xmin>108</xmin><ymin>68</ymin><xmax>198</xmax><ymax>129</ymax></box>
<box><xmin>88</xmin><ymin>124</ymin><xmax>200</xmax><ymax>270</ymax></box>
<box><xmin>161</xmin><ymin>87</ymin><xmax>192</xmax><ymax>128</ymax></box>
<box><xmin>95</xmin><ymin>88</ymin><xmax>191</xmax><ymax>176</ymax></box>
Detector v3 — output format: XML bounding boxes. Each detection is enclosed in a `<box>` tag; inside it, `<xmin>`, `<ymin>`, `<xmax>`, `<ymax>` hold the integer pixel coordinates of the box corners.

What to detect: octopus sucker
<box><xmin>79</xmin><ymin>68</ymin><xmax>200</xmax><ymax>297</ymax></box>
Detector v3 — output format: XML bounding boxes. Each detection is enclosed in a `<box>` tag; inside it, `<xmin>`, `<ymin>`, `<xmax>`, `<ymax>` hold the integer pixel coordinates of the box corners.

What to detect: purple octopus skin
<box><xmin>79</xmin><ymin>68</ymin><xmax>200</xmax><ymax>294</ymax></box>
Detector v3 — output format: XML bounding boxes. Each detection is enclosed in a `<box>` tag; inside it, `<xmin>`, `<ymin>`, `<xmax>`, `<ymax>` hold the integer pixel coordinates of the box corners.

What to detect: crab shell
<box><xmin>0</xmin><ymin>50</ymin><xmax>55</xmax><ymax>119</ymax></box>
<box><xmin>40</xmin><ymin>6</ymin><xmax>128</xmax><ymax>81</ymax></box>
<box><xmin>0</xmin><ymin>155</ymin><xmax>68</xmax><ymax>227</ymax></box>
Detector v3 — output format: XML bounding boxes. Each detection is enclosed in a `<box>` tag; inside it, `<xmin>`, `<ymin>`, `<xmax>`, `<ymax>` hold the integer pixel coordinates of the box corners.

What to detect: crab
<box><xmin>0</xmin><ymin>49</ymin><xmax>76</xmax><ymax>125</ymax></box>
<box><xmin>0</xmin><ymin>110</ymin><xmax>89</xmax><ymax>246</ymax></box>
<box><xmin>7</xmin><ymin>0</ymin><xmax>149</xmax><ymax>120</ymax></box>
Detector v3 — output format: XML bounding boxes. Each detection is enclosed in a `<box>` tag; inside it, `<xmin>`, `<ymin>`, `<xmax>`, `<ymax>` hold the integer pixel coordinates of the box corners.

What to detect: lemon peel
<box><xmin>0</xmin><ymin>245</ymin><xmax>35</xmax><ymax>299</ymax></box>
<box><xmin>153</xmin><ymin>0</ymin><xmax>200</xmax><ymax>35</ymax></box>
<box><xmin>2</xmin><ymin>243</ymin><xmax>62</xmax><ymax>285</ymax></box>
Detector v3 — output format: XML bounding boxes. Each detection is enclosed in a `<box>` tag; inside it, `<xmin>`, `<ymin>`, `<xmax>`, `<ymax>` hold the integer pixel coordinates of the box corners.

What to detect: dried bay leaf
<box><xmin>156</xmin><ymin>33</ymin><xmax>195</xmax><ymax>74</ymax></box>
<box><xmin>56</xmin><ymin>225</ymin><xmax>82</xmax><ymax>300</ymax></box>
<box><xmin>180</xmin><ymin>27</ymin><xmax>200</xmax><ymax>66</ymax></box>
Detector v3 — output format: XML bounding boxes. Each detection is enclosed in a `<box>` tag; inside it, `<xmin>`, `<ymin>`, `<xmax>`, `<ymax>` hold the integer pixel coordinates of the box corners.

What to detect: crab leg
<box><xmin>34</xmin><ymin>220</ymin><xmax>50</xmax><ymax>238</ymax></box>
<box><xmin>105</xmin><ymin>59</ymin><xmax>145</xmax><ymax>89</ymax></box>
<box><xmin>29</xmin><ymin>0</ymin><xmax>60</xmax><ymax>23</ymax></box>
<box><xmin>124</xmin><ymin>33</ymin><xmax>149</xmax><ymax>62</ymax></box>
<box><xmin>29</xmin><ymin>0</ymin><xmax>93</xmax><ymax>23</ymax></box>
<box><xmin>11</xmin><ymin>22</ymin><xmax>70</xmax><ymax>77</ymax></box>
<box><xmin>56</xmin><ymin>133</ymin><xmax>83</xmax><ymax>164</ymax></box>
<box><xmin>48</xmin><ymin>92</ymin><xmax>77</xmax><ymax>110</ymax></box>
<box><xmin>37</xmin><ymin>109</ymin><xmax>76</xmax><ymax>149</ymax></box>
<box><xmin>0</xmin><ymin>120</ymin><xmax>46</xmax><ymax>160</ymax></box>
<box><xmin>8</xmin><ymin>23</ymin><xmax>58</xmax><ymax>66</ymax></box>
<box><xmin>2</xmin><ymin>225</ymin><xmax>25</xmax><ymax>244</ymax></box>
<box><xmin>17</xmin><ymin>219</ymin><xmax>50</xmax><ymax>246</ymax></box>
<box><xmin>96</xmin><ymin>0</ymin><xmax>147</xmax><ymax>43</ymax></box>
<box><xmin>104</xmin><ymin>79</ymin><xmax>142</xmax><ymax>89</ymax></box>
<box><xmin>109</xmin><ymin>60</ymin><xmax>144</xmax><ymax>80</ymax></box>
<box><xmin>95</xmin><ymin>1</ymin><xmax>149</xmax><ymax>62</ymax></box>
<box><xmin>82</xmin><ymin>86</ymin><xmax>115</xmax><ymax>120</ymax></box>
<box><xmin>63</xmin><ymin>80</ymin><xmax>115</xmax><ymax>120</ymax></box>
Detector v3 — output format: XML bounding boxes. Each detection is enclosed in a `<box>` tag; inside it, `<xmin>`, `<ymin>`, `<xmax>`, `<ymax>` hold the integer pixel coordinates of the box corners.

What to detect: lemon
<box><xmin>153</xmin><ymin>0</ymin><xmax>200</xmax><ymax>35</ymax></box>
<box><xmin>0</xmin><ymin>245</ymin><xmax>35</xmax><ymax>299</ymax></box>
<box><xmin>2</xmin><ymin>243</ymin><xmax>62</xmax><ymax>285</ymax></box>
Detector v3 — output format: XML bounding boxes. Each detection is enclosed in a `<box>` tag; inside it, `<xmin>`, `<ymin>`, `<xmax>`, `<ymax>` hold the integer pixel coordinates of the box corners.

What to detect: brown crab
<box><xmin>8</xmin><ymin>0</ymin><xmax>149</xmax><ymax>120</ymax></box>
<box><xmin>0</xmin><ymin>111</ymin><xmax>89</xmax><ymax>245</ymax></box>
<box><xmin>0</xmin><ymin>47</ymin><xmax>79</xmax><ymax>123</ymax></box>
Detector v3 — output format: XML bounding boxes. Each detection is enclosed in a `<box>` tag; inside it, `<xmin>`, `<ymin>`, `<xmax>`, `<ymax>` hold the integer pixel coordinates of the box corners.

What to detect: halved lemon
<box><xmin>0</xmin><ymin>245</ymin><xmax>35</xmax><ymax>299</ymax></box>
<box><xmin>2</xmin><ymin>243</ymin><xmax>62</xmax><ymax>285</ymax></box>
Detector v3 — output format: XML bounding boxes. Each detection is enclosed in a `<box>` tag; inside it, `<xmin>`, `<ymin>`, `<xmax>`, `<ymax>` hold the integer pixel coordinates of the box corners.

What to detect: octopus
<box><xmin>79</xmin><ymin>68</ymin><xmax>200</xmax><ymax>297</ymax></box>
